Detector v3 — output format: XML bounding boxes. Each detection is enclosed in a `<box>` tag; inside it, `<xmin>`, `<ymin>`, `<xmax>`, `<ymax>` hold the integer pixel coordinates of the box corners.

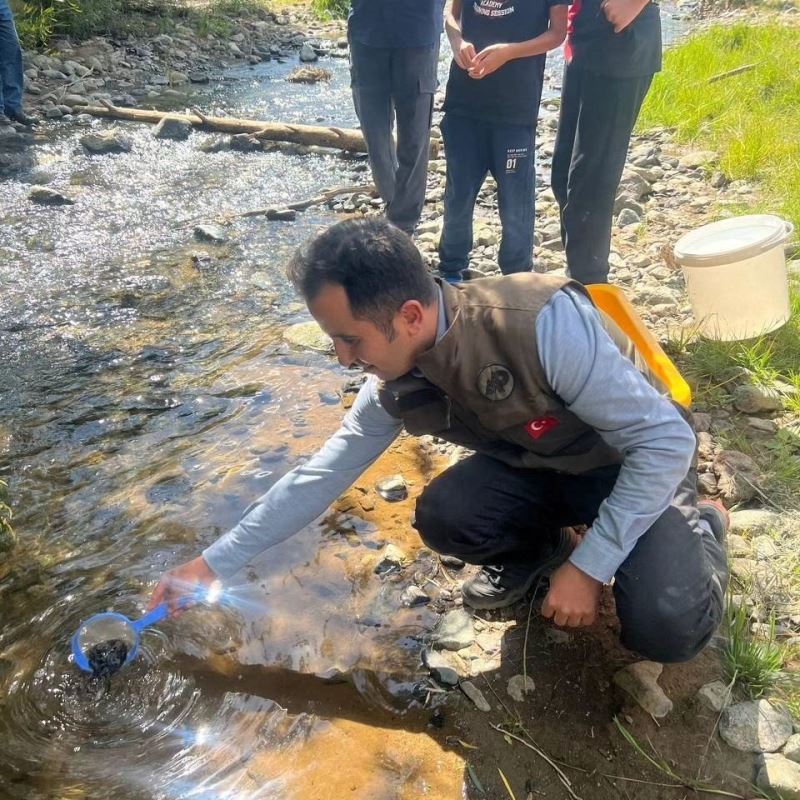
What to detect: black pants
<box><xmin>414</xmin><ymin>455</ymin><xmax>727</xmax><ymax>664</ymax></box>
<box><xmin>551</xmin><ymin>62</ymin><xmax>653</xmax><ymax>285</ymax></box>
<box><xmin>349</xmin><ymin>40</ymin><xmax>438</xmax><ymax>234</ymax></box>
<box><xmin>438</xmin><ymin>114</ymin><xmax>536</xmax><ymax>276</ymax></box>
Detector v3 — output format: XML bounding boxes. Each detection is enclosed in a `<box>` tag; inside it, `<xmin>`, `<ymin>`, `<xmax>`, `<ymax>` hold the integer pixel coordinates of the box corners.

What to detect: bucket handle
<box><xmin>783</xmin><ymin>220</ymin><xmax>796</xmax><ymax>241</ymax></box>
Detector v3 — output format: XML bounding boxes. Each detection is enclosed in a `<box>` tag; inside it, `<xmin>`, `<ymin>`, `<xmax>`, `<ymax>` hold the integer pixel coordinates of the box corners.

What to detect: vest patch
<box><xmin>525</xmin><ymin>416</ymin><xmax>560</xmax><ymax>440</ymax></box>
<box><xmin>477</xmin><ymin>364</ymin><xmax>514</xmax><ymax>401</ymax></box>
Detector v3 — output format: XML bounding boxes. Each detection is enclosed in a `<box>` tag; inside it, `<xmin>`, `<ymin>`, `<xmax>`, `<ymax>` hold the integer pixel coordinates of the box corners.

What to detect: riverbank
<box><xmin>1</xmin><ymin>1</ymin><xmax>799</xmax><ymax>798</ymax></box>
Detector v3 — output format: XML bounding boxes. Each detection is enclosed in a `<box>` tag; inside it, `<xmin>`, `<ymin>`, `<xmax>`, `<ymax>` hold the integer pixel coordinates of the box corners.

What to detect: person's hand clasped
<box><xmin>601</xmin><ymin>0</ymin><xmax>648</xmax><ymax>33</ymax></box>
<box><xmin>541</xmin><ymin>561</ymin><xmax>602</xmax><ymax>628</ymax></box>
<box><xmin>148</xmin><ymin>555</ymin><xmax>217</xmax><ymax>615</ymax></box>
<box><xmin>468</xmin><ymin>43</ymin><xmax>513</xmax><ymax>79</ymax></box>
<box><xmin>454</xmin><ymin>38</ymin><xmax>478</xmax><ymax>71</ymax></box>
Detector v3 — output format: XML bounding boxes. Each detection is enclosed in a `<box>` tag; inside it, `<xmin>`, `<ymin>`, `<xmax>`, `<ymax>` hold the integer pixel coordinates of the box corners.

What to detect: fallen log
<box><xmin>78</xmin><ymin>101</ymin><xmax>440</xmax><ymax>157</ymax></box>
<box><xmin>238</xmin><ymin>182</ymin><xmax>377</xmax><ymax>218</ymax></box>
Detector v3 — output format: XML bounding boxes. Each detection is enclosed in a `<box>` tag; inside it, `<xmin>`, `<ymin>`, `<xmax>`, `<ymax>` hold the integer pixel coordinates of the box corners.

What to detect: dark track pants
<box><xmin>438</xmin><ymin>113</ymin><xmax>536</xmax><ymax>277</ymax></box>
<box><xmin>413</xmin><ymin>454</ymin><xmax>728</xmax><ymax>663</ymax></box>
<box><xmin>551</xmin><ymin>62</ymin><xmax>653</xmax><ymax>285</ymax></box>
<box><xmin>349</xmin><ymin>40</ymin><xmax>438</xmax><ymax>234</ymax></box>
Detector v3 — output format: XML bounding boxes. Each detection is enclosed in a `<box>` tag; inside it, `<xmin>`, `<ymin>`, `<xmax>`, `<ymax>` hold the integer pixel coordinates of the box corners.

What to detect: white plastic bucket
<box><xmin>673</xmin><ymin>214</ymin><xmax>794</xmax><ymax>341</ymax></box>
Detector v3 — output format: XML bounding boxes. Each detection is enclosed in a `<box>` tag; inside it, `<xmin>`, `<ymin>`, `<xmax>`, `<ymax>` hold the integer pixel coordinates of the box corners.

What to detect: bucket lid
<box><xmin>674</xmin><ymin>214</ymin><xmax>794</xmax><ymax>268</ymax></box>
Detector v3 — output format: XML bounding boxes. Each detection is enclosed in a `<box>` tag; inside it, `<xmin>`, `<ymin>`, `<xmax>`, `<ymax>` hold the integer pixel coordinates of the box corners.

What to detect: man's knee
<box><xmin>619</xmin><ymin>593</ymin><xmax>723</xmax><ymax>664</ymax></box>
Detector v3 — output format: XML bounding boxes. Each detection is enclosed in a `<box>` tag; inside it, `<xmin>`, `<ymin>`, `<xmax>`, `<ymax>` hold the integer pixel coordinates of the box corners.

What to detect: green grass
<box><xmin>638</xmin><ymin>23</ymin><xmax>800</xmax><ymax>232</ymax></box>
<box><xmin>310</xmin><ymin>0</ymin><xmax>348</xmax><ymax>19</ymax></box>
<box><xmin>0</xmin><ymin>479</ymin><xmax>14</xmax><ymax>552</ymax></box>
<box><xmin>724</xmin><ymin>599</ymin><xmax>785</xmax><ymax>698</ymax></box>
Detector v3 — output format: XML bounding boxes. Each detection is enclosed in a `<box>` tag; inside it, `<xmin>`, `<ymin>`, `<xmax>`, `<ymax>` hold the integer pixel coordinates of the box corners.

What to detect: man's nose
<box><xmin>334</xmin><ymin>341</ymin><xmax>354</xmax><ymax>368</ymax></box>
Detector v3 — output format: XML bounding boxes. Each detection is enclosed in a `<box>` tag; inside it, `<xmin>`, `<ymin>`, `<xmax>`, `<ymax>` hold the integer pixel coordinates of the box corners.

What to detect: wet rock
<box><xmin>153</xmin><ymin>115</ymin><xmax>193</xmax><ymax>141</ymax></box>
<box><xmin>299</xmin><ymin>43</ymin><xmax>318</xmax><ymax>62</ymax></box>
<box><xmin>266</xmin><ymin>207</ymin><xmax>297</xmax><ymax>222</ymax></box>
<box><xmin>198</xmin><ymin>136</ymin><xmax>229</xmax><ymax>153</ymax></box>
<box><xmin>423</xmin><ymin>648</ymin><xmax>461</xmax><ymax>686</ymax></box>
<box><xmin>193</xmin><ymin>223</ymin><xmax>229</xmax><ymax>244</ymax></box>
<box><xmin>460</xmin><ymin>680</ymin><xmax>491</xmax><ymax>712</ymax></box>
<box><xmin>374</xmin><ymin>543</ymin><xmax>409</xmax><ymax>573</ymax></box>
<box><xmin>375</xmin><ymin>474</ymin><xmax>408</xmax><ymax>502</ymax></box>
<box><xmin>732</xmin><ymin>384</ymin><xmax>783</xmax><ymax>414</ymax></box>
<box><xmin>697</xmin><ymin>680</ymin><xmax>731</xmax><ymax>712</ymax></box>
<box><xmin>229</xmin><ymin>133</ymin><xmax>261</xmax><ymax>152</ymax></box>
<box><xmin>189</xmin><ymin>72</ymin><xmax>210</xmax><ymax>83</ymax></box>
<box><xmin>63</xmin><ymin>93</ymin><xmax>88</xmax><ymax>106</ymax></box>
<box><xmin>433</xmin><ymin>609</ymin><xmax>475</xmax><ymax>651</ymax></box>
<box><xmin>80</xmin><ymin>129</ymin><xmax>132</xmax><ymax>154</ymax></box>
<box><xmin>613</xmin><ymin>661</ymin><xmax>673</xmax><ymax>718</ymax></box>
<box><xmin>168</xmin><ymin>70</ymin><xmax>189</xmax><ymax>84</ymax></box>
<box><xmin>507</xmin><ymin>674</ymin><xmax>535</xmax><ymax>702</ymax></box>
<box><xmin>784</xmin><ymin>734</ymin><xmax>800</xmax><ymax>763</ymax></box>
<box><xmin>757</xmin><ymin>754</ymin><xmax>800</xmax><ymax>799</ymax></box>
<box><xmin>45</xmin><ymin>107</ymin><xmax>63</xmax><ymax>119</ymax></box>
<box><xmin>283</xmin><ymin>321</ymin><xmax>333</xmax><ymax>353</ymax></box>
<box><xmin>287</xmin><ymin>66</ymin><xmax>331</xmax><ymax>83</ymax></box>
<box><xmin>720</xmin><ymin>700</ymin><xmax>793</xmax><ymax>753</ymax></box>
<box><xmin>401</xmin><ymin>585</ymin><xmax>430</xmax><ymax>607</ymax></box>
<box><xmin>28</xmin><ymin>186</ymin><xmax>74</xmax><ymax>205</ymax></box>
<box><xmin>730</xmin><ymin>509</ymin><xmax>780</xmax><ymax>536</ymax></box>
<box><xmin>617</xmin><ymin>208</ymin><xmax>641</xmax><ymax>227</ymax></box>
<box><xmin>713</xmin><ymin>450</ymin><xmax>760</xmax><ymax>504</ymax></box>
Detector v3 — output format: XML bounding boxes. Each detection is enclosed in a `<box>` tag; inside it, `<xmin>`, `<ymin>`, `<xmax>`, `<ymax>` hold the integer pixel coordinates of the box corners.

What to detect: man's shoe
<box><xmin>6</xmin><ymin>109</ymin><xmax>38</xmax><ymax>126</ymax></box>
<box><xmin>461</xmin><ymin>530</ymin><xmax>575</xmax><ymax>610</ymax></box>
<box><xmin>438</xmin><ymin>269</ymin><xmax>463</xmax><ymax>285</ymax></box>
<box><xmin>698</xmin><ymin>498</ymin><xmax>729</xmax><ymax>545</ymax></box>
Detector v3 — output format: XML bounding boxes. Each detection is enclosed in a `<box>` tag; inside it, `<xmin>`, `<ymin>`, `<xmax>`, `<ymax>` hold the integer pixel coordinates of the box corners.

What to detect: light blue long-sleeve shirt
<box><xmin>203</xmin><ymin>287</ymin><xmax>695</xmax><ymax>584</ymax></box>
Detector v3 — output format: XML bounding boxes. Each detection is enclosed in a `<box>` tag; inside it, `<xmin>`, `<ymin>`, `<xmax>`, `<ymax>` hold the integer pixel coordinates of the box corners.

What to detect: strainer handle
<box><xmin>132</xmin><ymin>602</ymin><xmax>169</xmax><ymax>631</ymax></box>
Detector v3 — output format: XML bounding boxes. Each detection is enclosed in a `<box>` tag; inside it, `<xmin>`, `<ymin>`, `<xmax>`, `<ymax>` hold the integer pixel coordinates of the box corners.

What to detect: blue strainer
<box><xmin>71</xmin><ymin>600</ymin><xmax>187</xmax><ymax>674</ymax></box>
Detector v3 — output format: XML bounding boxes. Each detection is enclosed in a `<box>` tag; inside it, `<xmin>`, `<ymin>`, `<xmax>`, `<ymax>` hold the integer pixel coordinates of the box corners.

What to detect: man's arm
<box><xmin>536</xmin><ymin>288</ymin><xmax>696</xmax><ymax>626</ymax></box>
<box><xmin>601</xmin><ymin>0</ymin><xmax>650</xmax><ymax>33</ymax></box>
<box><xmin>148</xmin><ymin>376</ymin><xmax>402</xmax><ymax>610</ymax></box>
<box><xmin>469</xmin><ymin>4</ymin><xmax>569</xmax><ymax>79</ymax></box>
<box><xmin>444</xmin><ymin>0</ymin><xmax>477</xmax><ymax>70</ymax></box>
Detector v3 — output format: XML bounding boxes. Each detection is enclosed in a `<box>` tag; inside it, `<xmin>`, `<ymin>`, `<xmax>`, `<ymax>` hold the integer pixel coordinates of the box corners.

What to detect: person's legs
<box><xmin>551</xmin><ymin>61</ymin><xmax>583</xmax><ymax>250</ymax></box>
<box><xmin>557</xmin><ymin>66</ymin><xmax>653</xmax><ymax>285</ymax></box>
<box><xmin>490</xmin><ymin>123</ymin><xmax>536</xmax><ymax>274</ymax></box>
<box><xmin>388</xmin><ymin>43</ymin><xmax>438</xmax><ymax>234</ymax></box>
<box><xmin>437</xmin><ymin>114</ymin><xmax>490</xmax><ymax>279</ymax></box>
<box><xmin>609</xmin><ymin>470</ymin><xmax>728</xmax><ymax>663</ymax></box>
<box><xmin>0</xmin><ymin>0</ymin><xmax>25</xmax><ymax>116</ymax></box>
<box><xmin>349</xmin><ymin>40</ymin><xmax>398</xmax><ymax>206</ymax></box>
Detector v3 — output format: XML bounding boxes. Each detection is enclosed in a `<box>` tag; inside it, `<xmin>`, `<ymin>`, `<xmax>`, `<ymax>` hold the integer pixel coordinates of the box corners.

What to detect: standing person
<box><xmin>150</xmin><ymin>218</ymin><xmax>729</xmax><ymax>667</ymax></box>
<box><xmin>438</xmin><ymin>0</ymin><xmax>568</xmax><ymax>283</ymax></box>
<box><xmin>551</xmin><ymin>0</ymin><xmax>661</xmax><ymax>285</ymax></box>
<box><xmin>0</xmin><ymin>0</ymin><xmax>36</xmax><ymax>126</ymax></box>
<box><xmin>348</xmin><ymin>0</ymin><xmax>445</xmax><ymax>236</ymax></box>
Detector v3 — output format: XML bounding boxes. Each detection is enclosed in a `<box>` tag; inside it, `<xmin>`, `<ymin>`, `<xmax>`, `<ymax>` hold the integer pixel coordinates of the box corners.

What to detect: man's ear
<box><xmin>397</xmin><ymin>299</ymin><xmax>426</xmax><ymax>334</ymax></box>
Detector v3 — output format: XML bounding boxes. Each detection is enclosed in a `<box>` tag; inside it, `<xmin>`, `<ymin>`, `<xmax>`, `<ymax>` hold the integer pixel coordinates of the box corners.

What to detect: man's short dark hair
<box><xmin>287</xmin><ymin>218</ymin><xmax>437</xmax><ymax>338</ymax></box>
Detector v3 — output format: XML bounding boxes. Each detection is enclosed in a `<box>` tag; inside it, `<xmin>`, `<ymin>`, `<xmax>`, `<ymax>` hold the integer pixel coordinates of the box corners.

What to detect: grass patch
<box><xmin>724</xmin><ymin>600</ymin><xmax>785</xmax><ymax>698</ymax></box>
<box><xmin>310</xmin><ymin>0</ymin><xmax>349</xmax><ymax>19</ymax></box>
<box><xmin>638</xmin><ymin>23</ymin><xmax>800</xmax><ymax>231</ymax></box>
<box><xmin>0</xmin><ymin>479</ymin><xmax>14</xmax><ymax>552</ymax></box>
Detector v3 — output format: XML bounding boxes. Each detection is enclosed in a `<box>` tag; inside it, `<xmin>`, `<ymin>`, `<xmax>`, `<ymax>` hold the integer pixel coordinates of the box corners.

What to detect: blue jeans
<box><xmin>0</xmin><ymin>0</ymin><xmax>24</xmax><ymax>114</ymax></box>
<box><xmin>438</xmin><ymin>113</ymin><xmax>536</xmax><ymax>276</ymax></box>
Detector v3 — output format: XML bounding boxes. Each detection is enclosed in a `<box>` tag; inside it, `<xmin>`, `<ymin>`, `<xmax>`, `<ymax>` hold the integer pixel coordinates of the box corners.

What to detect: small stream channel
<box><xmin>0</xmin><ymin>14</ymin><xmax>689</xmax><ymax>798</ymax></box>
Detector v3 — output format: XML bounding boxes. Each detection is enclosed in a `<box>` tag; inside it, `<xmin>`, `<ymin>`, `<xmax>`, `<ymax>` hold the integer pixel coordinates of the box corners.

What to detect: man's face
<box><xmin>308</xmin><ymin>283</ymin><xmax>423</xmax><ymax>381</ymax></box>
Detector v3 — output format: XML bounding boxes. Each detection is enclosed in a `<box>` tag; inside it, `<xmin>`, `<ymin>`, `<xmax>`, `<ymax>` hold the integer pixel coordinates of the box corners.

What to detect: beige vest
<box><xmin>379</xmin><ymin>274</ymin><xmax>672</xmax><ymax>474</ymax></box>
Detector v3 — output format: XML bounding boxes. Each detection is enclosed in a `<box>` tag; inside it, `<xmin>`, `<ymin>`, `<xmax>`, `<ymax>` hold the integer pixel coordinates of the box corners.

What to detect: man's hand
<box><xmin>148</xmin><ymin>555</ymin><xmax>217</xmax><ymax>615</ymax></box>
<box><xmin>454</xmin><ymin>38</ymin><xmax>477</xmax><ymax>70</ymax></box>
<box><xmin>469</xmin><ymin>43</ymin><xmax>514</xmax><ymax>79</ymax></box>
<box><xmin>601</xmin><ymin>0</ymin><xmax>649</xmax><ymax>33</ymax></box>
<box><xmin>541</xmin><ymin>561</ymin><xmax>602</xmax><ymax>627</ymax></box>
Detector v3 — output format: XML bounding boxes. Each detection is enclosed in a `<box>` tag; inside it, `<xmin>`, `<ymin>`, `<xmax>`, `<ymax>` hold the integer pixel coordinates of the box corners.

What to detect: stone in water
<box><xmin>87</xmin><ymin>638</ymin><xmax>129</xmax><ymax>679</ymax></box>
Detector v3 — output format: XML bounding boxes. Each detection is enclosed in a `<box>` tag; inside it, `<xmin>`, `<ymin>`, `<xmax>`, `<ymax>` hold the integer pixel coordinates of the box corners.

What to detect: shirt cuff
<box><xmin>568</xmin><ymin>529</ymin><xmax>625</xmax><ymax>585</ymax></box>
<box><xmin>202</xmin><ymin>535</ymin><xmax>246</xmax><ymax>580</ymax></box>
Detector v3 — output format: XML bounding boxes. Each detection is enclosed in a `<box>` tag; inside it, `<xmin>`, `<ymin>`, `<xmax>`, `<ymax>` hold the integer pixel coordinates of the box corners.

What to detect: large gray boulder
<box><xmin>719</xmin><ymin>700</ymin><xmax>793</xmax><ymax>753</ymax></box>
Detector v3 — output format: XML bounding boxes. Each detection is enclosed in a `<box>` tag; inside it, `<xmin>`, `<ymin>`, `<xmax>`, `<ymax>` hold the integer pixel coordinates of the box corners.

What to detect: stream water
<box><xmin>0</xmin><ymin>16</ymin><xmax>688</xmax><ymax>798</ymax></box>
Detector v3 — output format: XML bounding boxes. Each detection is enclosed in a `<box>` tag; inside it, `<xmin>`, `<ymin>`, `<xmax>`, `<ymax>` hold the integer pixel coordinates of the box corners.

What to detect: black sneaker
<box><xmin>698</xmin><ymin>498</ymin><xmax>729</xmax><ymax>545</ymax></box>
<box><xmin>461</xmin><ymin>530</ymin><xmax>575</xmax><ymax>610</ymax></box>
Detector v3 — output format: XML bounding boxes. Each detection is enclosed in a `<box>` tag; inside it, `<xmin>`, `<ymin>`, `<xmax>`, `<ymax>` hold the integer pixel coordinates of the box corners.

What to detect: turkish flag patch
<box><xmin>525</xmin><ymin>416</ymin><xmax>560</xmax><ymax>440</ymax></box>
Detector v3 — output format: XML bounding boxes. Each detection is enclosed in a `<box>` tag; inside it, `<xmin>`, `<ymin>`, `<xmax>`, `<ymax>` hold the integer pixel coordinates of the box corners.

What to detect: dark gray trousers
<box><xmin>551</xmin><ymin>62</ymin><xmax>653</xmax><ymax>285</ymax></box>
<box><xmin>349</xmin><ymin>39</ymin><xmax>438</xmax><ymax>234</ymax></box>
<box><xmin>414</xmin><ymin>455</ymin><xmax>728</xmax><ymax>663</ymax></box>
